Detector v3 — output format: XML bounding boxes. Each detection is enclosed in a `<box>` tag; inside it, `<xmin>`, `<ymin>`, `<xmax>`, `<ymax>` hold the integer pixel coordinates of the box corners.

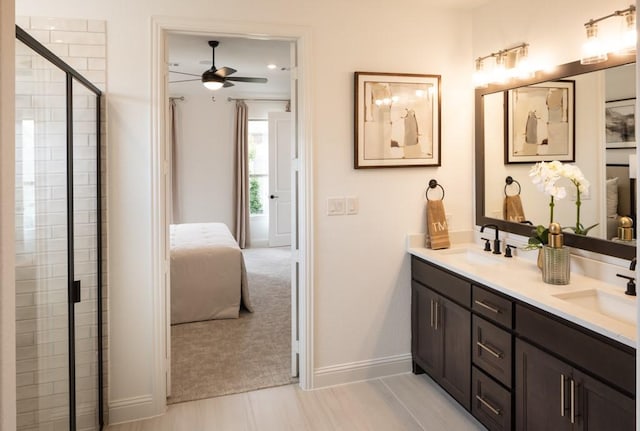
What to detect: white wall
<box><xmin>171</xmin><ymin>94</ymin><xmax>235</xmax><ymax>228</ymax></box>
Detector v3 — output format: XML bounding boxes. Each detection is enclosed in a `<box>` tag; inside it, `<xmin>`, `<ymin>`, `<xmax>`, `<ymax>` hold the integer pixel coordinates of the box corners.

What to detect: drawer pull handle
<box><xmin>476</xmin><ymin>395</ymin><xmax>501</xmax><ymax>416</ymax></box>
<box><xmin>434</xmin><ymin>302</ymin><xmax>439</xmax><ymax>330</ymax></box>
<box><xmin>570</xmin><ymin>378</ymin><xmax>575</xmax><ymax>424</ymax></box>
<box><xmin>474</xmin><ymin>300</ymin><xmax>501</xmax><ymax>314</ymax></box>
<box><xmin>560</xmin><ymin>374</ymin><xmax>566</xmax><ymax>417</ymax></box>
<box><xmin>430</xmin><ymin>300</ymin><xmax>434</xmax><ymax>328</ymax></box>
<box><xmin>477</xmin><ymin>341</ymin><xmax>503</xmax><ymax>359</ymax></box>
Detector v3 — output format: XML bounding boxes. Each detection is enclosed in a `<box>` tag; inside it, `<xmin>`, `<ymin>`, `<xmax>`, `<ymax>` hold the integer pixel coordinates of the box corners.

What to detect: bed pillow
<box><xmin>606</xmin><ymin>177</ymin><xmax>619</xmax><ymax>218</ymax></box>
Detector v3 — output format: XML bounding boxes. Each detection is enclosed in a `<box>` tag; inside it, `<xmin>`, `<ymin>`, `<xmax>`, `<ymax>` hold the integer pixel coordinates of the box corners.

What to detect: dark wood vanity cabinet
<box><xmin>515</xmin><ymin>305</ymin><xmax>636</xmax><ymax>431</ymax></box>
<box><xmin>411</xmin><ymin>257</ymin><xmax>471</xmax><ymax>410</ymax></box>
<box><xmin>516</xmin><ymin>339</ymin><xmax>635</xmax><ymax>430</ymax></box>
<box><xmin>411</xmin><ymin>255</ymin><xmax>636</xmax><ymax>431</ymax></box>
<box><xmin>411</xmin><ymin>280</ymin><xmax>471</xmax><ymax>410</ymax></box>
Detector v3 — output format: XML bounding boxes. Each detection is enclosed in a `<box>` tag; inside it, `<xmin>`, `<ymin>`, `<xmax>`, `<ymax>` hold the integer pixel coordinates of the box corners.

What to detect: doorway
<box><xmin>151</xmin><ymin>18</ymin><xmax>313</xmax><ymax>408</ymax></box>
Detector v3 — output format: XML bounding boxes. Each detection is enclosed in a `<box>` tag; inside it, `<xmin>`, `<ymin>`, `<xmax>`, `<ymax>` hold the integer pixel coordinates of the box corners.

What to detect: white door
<box><xmin>268</xmin><ymin>112</ymin><xmax>292</xmax><ymax>247</ymax></box>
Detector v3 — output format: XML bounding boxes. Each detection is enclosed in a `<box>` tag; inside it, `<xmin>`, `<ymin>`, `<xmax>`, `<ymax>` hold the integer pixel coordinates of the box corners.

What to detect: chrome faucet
<box><xmin>480</xmin><ymin>224</ymin><xmax>501</xmax><ymax>255</ymax></box>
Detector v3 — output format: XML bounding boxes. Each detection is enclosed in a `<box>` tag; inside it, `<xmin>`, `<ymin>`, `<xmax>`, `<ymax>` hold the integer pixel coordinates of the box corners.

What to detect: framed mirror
<box><xmin>475</xmin><ymin>55</ymin><xmax>636</xmax><ymax>259</ymax></box>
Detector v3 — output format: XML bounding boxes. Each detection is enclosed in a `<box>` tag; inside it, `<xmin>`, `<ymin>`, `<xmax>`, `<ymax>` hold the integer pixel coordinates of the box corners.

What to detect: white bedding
<box><xmin>170</xmin><ymin>223</ymin><xmax>253</xmax><ymax>324</ymax></box>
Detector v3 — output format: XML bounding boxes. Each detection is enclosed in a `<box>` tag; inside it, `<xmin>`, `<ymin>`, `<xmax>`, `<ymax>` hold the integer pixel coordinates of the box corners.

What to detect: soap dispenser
<box><xmin>617</xmin><ymin>216</ymin><xmax>634</xmax><ymax>241</ymax></box>
<box><xmin>542</xmin><ymin>222</ymin><xmax>570</xmax><ymax>285</ymax></box>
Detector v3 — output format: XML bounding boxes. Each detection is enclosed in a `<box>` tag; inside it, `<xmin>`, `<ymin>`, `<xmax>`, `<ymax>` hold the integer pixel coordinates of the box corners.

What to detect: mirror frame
<box><xmin>475</xmin><ymin>55</ymin><xmax>636</xmax><ymax>260</ymax></box>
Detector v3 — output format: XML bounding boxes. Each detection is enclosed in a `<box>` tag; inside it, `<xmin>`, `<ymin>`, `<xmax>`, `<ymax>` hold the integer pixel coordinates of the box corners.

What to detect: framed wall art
<box><xmin>605</xmin><ymin>98</ymin><xmax>636</xmax><ymax>149</ymax></box>
<box><xmin>505</xmin><ymin>80</ymin><xmax>575</xmax><ymax>164</ymax></box>
<box><xmin>354</xmin><ymin>72</ymin><xmax>441</xmax><ymax>168</ymax></box>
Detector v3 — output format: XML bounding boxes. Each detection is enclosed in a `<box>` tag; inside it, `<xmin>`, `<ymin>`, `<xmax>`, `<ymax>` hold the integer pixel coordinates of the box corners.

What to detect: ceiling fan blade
<box><xmin>226</xmin><ymin>76</ymin><xmax>268</xmax><ymax>84</ymax></box>
<box><xmin>169</xmin><ymin>78</ymin><xmax>201</xmax><ymax>83</ymax></box>
<box><xmin>214</xmin><ymin>67</ymin><xmax>237</xmax><ymax>78</ymax></box>
<box><xmin>223</xmin><ymin>81</ymin><xmax>235</xmax><ymax>88</ymax></box>
<box><xmin>169</xmin><ymin>70</ymin><xmax>200</xmax><ymax>77</ymax></box>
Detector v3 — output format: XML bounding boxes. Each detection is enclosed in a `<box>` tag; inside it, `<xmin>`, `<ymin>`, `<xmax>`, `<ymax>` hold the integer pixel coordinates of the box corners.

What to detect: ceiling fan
<box><xmin>169</xmin><ymin>40</ymin><xmax>268</xmax><ymax>90</ymax></box>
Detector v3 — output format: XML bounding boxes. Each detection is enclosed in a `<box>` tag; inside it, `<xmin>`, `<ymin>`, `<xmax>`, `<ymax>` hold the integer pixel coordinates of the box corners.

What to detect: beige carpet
<box><xmin>168</xmin><ymin>246</ymin><xmax>295</xmax><ymax>404</ymax></box>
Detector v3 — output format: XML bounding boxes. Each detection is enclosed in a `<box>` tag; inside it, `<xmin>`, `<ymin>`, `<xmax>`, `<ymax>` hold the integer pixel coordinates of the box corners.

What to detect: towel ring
<box><xmin>426</xmin><ymin>179</ymin><xmax>445</xmax><ymax>201</ymax></box>
<box><xmin>504</xmin><ymin>176</ymin><xmax>521</xmax><ymax>197</ymax></box>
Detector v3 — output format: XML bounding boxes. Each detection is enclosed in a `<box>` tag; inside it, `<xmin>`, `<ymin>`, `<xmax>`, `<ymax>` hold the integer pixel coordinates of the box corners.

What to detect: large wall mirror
<box><xmin>475</xmin><ymin>55</ymin><xmax>636</xmax><ymax>259</ymax></box>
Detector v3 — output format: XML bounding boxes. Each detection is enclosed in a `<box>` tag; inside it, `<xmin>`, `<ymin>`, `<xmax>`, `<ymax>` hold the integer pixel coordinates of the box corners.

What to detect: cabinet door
<box><xmin>412</xmin><ymin>282</ymin><xmax>440</xmax><ymax>376</ymax></box>
<box><xmin>439</xmin><ymin>295</ymin><xmax>471</xmax><ymax>410</ymax></box>
<box><xmin>516</xmin><ymin>340</ymin><xmax>573</xmax><ymax>431</ymax></box>
<box><xmin>573</xmin><ymin>370</ymin><xmax>635</xmax><ymax>431</ymax></box>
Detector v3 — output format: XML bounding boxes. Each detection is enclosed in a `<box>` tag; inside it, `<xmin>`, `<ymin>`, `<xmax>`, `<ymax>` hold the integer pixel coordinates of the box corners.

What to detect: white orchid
<box><xmin>529</xmin><ymin>161</ymin><xmax>567</xmax><ymax>200</ymax></box>
<box><xmin>528</xmin><ymin>160</ymin><xmax>597</xmax><ymax>236</ymax></box>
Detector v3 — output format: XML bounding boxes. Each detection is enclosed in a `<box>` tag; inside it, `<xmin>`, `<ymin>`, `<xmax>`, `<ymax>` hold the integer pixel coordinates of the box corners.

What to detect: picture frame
<box><xmin>605</xmin><ymin>98</ymin><xmax>636</xmax><ymax>149</ymax></box>
<box><xmin>505</xmin><ymin>80</ymin><xmax>575</xmax><ymax>164</ymax></box>
<box><xmin>354</xmin><ymin>72</ymin><xmax>441</xmax><ymax>168</ymax></box>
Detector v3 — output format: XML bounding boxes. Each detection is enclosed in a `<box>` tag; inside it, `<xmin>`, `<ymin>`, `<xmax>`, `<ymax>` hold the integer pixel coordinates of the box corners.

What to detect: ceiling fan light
<box><xmin>202</xmin><ymin>68</ymin><xmax>224</xmax><ymax>90</ymax></box>
<box><xmin>203</xmin><ymin>81</ymin><xmax>224</xmax><ymax>90</ymax></box>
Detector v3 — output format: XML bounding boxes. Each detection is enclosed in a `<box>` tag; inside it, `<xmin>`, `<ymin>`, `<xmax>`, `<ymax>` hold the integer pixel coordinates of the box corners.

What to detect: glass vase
<box><xmin>542</xmin><ymin>245</ymin><xmax>570</xmax><ymax>285</ymax></box>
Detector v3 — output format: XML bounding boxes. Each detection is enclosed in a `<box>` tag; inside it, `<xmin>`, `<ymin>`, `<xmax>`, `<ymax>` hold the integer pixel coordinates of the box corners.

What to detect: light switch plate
<box><xmin>327</xmin><ymin>197</ymin><xmax>346</xmax><ymax>215</ymax></box>
<box><xmin>346</xmin><ymin>196</ymin><xmax>359</xmax><ymax>215</ymax></box>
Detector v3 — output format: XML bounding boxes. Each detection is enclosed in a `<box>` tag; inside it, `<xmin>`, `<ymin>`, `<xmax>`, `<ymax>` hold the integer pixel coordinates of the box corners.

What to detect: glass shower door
<box><xmin>15</xmin><ymin>38</ymin><xmax>71</xmax><ymax>430</ymax></box>
<box><xmin>15</xmin><ymin>27</ymin><xmax>103</xmax><ymax>431</ymax></box>
<box><xmin>71</xmin><ymin>79</ymin><xmax>101</xmax><ymax>431</ymax></box>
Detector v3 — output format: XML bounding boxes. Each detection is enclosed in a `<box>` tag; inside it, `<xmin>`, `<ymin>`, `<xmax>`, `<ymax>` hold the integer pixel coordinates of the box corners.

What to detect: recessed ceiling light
<box><xmin>267</xmin><ymin>64</ymin><xmax>277</xmax><ymax>70</ymax></box>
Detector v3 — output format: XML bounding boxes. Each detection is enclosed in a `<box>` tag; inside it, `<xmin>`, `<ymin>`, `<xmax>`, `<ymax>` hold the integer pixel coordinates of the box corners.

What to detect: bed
<box><xmin>170</xmin><ymin>223</ymin><xmax>253</xmax><ymax>324</ymax></box>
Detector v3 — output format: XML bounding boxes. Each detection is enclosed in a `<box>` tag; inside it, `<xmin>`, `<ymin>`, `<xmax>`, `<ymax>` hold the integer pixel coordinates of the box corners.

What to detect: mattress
<box><xmin>170</xmin><ymin>223</ymin><xmax>253</xmax><ymax>324</ymax></box>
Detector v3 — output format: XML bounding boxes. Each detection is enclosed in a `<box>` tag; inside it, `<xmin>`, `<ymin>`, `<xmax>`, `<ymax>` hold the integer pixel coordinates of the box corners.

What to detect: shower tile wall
<box><xmin>15</xmin><ymin>17</ymin><xmax>107</xmax><ymax>431</ymax></box>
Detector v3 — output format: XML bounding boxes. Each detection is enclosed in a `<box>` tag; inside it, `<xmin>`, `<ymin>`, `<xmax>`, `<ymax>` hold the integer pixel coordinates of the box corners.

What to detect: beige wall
<box><xmin>0</xmin><ymin>0</ymin><xmax>16</xmax><ymax>429</ymax></box>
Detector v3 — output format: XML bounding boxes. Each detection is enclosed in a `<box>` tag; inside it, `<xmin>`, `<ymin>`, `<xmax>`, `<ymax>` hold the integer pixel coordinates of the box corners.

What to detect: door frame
<box><xmin>150</xmin><ymin>16</ymin><xmax>314</xmax><ymax>411</ymax></box>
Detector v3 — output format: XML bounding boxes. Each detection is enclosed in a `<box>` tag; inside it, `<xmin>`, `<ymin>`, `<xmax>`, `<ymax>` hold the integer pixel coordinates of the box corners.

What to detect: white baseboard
<box><xmin>108</xmin><ymin>395</ymin><xmax>160</xmax><ymax>426</ymax></box>
<box><xmin>313</xmin><ymin>353</ymin><xmax>412</xmax><ymax>388</ymax></box>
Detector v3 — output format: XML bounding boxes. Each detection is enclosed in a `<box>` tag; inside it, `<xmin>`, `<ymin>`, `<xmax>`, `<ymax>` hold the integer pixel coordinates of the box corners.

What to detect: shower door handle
<box><xmin>73</xmin><ymin>280</ymin><xmax>81</xmax><ymax>303</ymax></box>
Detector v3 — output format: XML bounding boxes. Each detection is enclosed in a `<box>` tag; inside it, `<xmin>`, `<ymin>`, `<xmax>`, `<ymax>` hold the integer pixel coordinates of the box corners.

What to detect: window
<box><xmin>248</xmin><ymin>120</ymin><xmax>269</xmax><ymax>215</ymax></box>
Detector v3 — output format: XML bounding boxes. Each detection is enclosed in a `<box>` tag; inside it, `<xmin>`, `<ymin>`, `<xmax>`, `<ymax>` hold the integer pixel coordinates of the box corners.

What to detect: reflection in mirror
<box><xmin>476</xmin><ymin>57</ymin><xmax>636</xmax><ymax>259</ymax></box>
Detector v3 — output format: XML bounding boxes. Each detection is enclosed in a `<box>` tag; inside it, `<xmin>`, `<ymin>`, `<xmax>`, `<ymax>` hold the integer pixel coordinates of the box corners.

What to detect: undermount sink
<box><xmin>552</xmin><ymin>289</ymin><xmax>637</xmax><ymax>325</ymax></box>
<box><xmin>439</xmin><ymin>248</ymin><xmax>502</xmax><ymax>266</ymax></box>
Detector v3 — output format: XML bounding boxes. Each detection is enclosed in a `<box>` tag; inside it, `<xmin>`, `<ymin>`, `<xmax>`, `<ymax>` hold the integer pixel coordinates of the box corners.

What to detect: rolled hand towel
<box><xmin>426</xmin><ymin>199</ymin><xmax>450</xmax><ymax>249</ymax></box>
<box><xmin>503</xmin><ymin>195</ymin><xmax>526</xmax><ymax>222</ymax></box>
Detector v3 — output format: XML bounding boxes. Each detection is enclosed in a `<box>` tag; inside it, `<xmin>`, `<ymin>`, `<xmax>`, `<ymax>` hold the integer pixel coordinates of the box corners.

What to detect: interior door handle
<box><xmin>270</xmin><ymin>195</ymin><xmax>279</xmax><ymax>199</ymax></box>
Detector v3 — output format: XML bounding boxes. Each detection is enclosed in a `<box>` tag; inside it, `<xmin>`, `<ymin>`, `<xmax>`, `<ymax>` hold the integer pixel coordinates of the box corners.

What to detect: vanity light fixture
<box><xmin>581</xmin><ymin>5</ymin><xmax>636</xmax><ymax>65</ymax></box>
<box><xmin>473</xmin><ymin>43</ymin><xmax>530</xmax><ymax>88</ymax></box>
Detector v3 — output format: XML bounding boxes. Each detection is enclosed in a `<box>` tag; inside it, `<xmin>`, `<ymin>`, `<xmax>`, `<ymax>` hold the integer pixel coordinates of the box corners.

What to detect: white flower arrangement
<box><xmin>528</xmin><ymin>161</ymin><xmax>596</xmax><ymax>242</ymax></box>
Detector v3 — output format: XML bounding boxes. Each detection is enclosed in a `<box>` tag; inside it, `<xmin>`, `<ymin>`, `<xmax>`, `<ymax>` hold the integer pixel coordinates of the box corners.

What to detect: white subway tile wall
<box><xmin>15</xmin><ymin>17</ymin><xmax>107</xmax><ymax>431</ymax></box>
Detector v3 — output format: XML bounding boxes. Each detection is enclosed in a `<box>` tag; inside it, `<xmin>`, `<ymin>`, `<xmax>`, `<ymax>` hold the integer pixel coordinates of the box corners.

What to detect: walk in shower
<box><xmin>15</xmin><ymin>25</ymin><xmax>104</xmax><ymax>430</ymax></box>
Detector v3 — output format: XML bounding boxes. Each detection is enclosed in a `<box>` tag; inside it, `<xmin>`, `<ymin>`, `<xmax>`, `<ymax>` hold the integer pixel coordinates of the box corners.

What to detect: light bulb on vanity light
<box><xmin>473</xmin><ymin>58</ymin><xmax>488</xmax><ymax>88</ymax></box>
<box><xmin>581</xmin><ymin>22</ymin><xmax>608</xmax><ymax>64</ymax></box>
<box><xmin>619</xmin><ymin>9</ymin><xmax>637</xmax><ymax>54</ymax></box>
<box><xmin>514</xmin><ymin>45</ymin><xmax>535</xmax><ymax>79</ymax></box>
<box><xmin>491</xmin><ymin>53</ymin><xmax>509</xmax><ymax>84</ymax></box>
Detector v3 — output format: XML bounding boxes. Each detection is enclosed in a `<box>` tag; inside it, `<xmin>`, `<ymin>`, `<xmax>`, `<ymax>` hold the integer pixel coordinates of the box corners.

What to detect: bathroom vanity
<box><xmin>409</xmin><ymin>245</ymin><xmax>636</xmax><ymax>431</ymax></box>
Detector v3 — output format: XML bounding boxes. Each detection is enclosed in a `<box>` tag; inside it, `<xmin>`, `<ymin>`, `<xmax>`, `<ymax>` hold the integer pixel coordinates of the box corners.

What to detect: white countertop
<box><xmin>409</xmin><ymin>243</ymin><xmax>637</xmax><ymax>348</ymax></box>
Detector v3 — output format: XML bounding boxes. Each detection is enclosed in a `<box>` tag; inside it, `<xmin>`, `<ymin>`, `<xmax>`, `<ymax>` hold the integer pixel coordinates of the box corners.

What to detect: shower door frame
<box><xmin>15</xmin><ymin>25</ymin><xmax>104</xmax><ymax>431</ymax></box>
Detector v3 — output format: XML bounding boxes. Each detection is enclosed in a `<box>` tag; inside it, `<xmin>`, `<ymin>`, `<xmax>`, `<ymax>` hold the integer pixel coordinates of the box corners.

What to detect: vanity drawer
<box><xmin>473</xmin><ymin>315</ymin><xmax>512</xmax><ymax>388</ymax></box>
<box><xmin>515</xmin><ymin>304</ymin><xmax>635</xmax><ymax>395</ymax></box>
<box><xmin>412</xmin><ymin>257</ymin><xmax>470</xmax><ymax>307</ymax></box>
<box><xmin>472</xmin><ymin>285</ymin><xmax>513</xmax><ymax>328</ymax></box>
<box><xmin>472</xmin><ymin>366</ymin><xmax>512</xmax><ymax>431</ymax></box>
